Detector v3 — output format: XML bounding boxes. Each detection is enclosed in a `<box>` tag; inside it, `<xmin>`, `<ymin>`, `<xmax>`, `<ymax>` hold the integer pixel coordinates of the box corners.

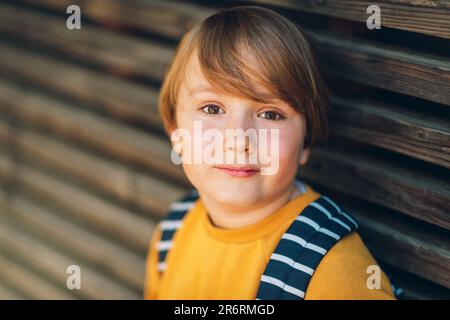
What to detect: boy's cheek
<box><xmin>267</xmin><ymin>143</ymin><xmax>300</xmax><ymax>177</ymax></box>
<box><xmin>273</xmin><ymin>129</ymin><xmax>303</xmax><ymax>159</ymax></box>
<box><xmin>181</xmin><ymin>163</ymin><xmax>210</xmax><ymax>193</ymax></box>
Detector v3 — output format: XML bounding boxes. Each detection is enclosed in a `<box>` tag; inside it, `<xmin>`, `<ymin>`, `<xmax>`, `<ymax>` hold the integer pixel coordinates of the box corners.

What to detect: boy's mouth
<box><xmin>213</xmin><ymin>165</ymin><xmax>260</xmax><ymax>177</ymax></box>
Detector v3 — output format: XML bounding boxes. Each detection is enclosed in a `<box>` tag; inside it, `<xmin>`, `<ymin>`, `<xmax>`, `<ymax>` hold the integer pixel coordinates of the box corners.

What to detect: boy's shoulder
<box><xmin>305</xmin><ymin>231</ymin><xmax>396</xmax><ymax>299</ymax></box>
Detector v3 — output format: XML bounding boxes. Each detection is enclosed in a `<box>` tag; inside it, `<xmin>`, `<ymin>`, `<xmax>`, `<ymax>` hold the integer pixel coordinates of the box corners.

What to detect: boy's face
<box><xmin>170</xmin><ymin>52</ymin><xmax>310</xmax><ymax>208</ymax></box>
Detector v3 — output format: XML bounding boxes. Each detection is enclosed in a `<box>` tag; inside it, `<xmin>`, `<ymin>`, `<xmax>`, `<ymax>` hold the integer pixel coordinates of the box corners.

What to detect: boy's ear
<box><xmin>299</xmin><ymin>148</ymin><xmax>311</xmax><ymax>166</ymax></box>
<box><xmin>166</xmin><ymin>124</ymin><xmax>177</xmax><ymax>136</ymax></box>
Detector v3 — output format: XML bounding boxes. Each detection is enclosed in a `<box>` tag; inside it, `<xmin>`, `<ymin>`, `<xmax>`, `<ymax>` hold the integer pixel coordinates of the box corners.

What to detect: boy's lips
<box><xmin>214</xmin><ymin>165</ymin><xmax>260</xmax><ymax>177</ymax></box>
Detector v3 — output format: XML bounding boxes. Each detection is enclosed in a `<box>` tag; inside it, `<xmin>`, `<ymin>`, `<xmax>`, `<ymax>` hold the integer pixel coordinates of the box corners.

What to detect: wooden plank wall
<box><xmin>0</xmin><ymin>0</ymin><xmax>448</xmax><ymax>299</ymax></box>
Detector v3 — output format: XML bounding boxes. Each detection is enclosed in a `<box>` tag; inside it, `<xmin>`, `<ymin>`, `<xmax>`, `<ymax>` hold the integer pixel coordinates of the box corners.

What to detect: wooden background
<box><xmin>0</xmin><ymin>0</ymin><xmax>448</xmax><ymax>299</ymax></box>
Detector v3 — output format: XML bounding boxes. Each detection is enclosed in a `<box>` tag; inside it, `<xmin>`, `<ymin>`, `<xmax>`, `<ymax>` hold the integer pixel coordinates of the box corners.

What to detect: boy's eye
<box><xmin>259</xmin><ymin>111</ymin><xmax>285</xmax><ymax>121</ymax></box>
<box><xmin>201</xmin><ymin>104</ymin><xmax>224</xmax><ymax>115</ymax></box>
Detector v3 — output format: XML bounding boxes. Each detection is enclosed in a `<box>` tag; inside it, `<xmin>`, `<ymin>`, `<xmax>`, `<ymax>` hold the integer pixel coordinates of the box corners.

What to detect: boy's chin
<box><xmin>211</xmin><ymin>190</ymin><xmax>262</xmax><ymax>209</ymax></box>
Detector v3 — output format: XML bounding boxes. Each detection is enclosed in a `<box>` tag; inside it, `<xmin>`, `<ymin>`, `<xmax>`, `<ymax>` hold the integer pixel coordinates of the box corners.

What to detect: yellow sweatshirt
<box><xmin>144</xmin><ymin>185</ymin><xmax>395</xmax><ymax>300</ymax></box>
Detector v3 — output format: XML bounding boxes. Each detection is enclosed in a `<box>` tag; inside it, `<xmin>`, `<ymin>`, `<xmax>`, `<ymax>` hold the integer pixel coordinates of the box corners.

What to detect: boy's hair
<box><xmin>158</xmin><ymin>5</ymin><xmax>329</xmax><ymax>148</ymax></box>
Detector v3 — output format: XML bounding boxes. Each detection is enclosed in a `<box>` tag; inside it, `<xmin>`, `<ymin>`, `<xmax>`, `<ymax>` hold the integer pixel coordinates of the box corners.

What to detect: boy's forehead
<box><xmin>184</xmin><ymin>53</ymin><xmax>213</xmax><ymax>94</ymax></box>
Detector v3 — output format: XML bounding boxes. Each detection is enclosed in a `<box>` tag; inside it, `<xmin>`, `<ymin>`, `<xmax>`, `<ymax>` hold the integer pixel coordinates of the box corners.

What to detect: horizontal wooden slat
<box><xmin>0</xmin><ymin>43</ymin><xmax>161</xmax><ymax>128</ymax></box>
<box><xmin>379</xmin><ymin>263</ymin><xmax>450</xmax><ymax>300</ymax></box>
<box><xmin>250</xmin><ymin>0</ymin><xmax>450</xmax><ymax>39</ymax></box>
<box><xmin>299</xmin><ymin>146</ymin><xmax>450</xmax><ymax>230</ymax></box>
<box><xmin>0</xmin><ymin>216</ymin><xmax>141</xmax><ymax>299</ymax></box>
<box><xmin>17</xmin><ymin>0</ymin><xmax>215</xmax><ymax>40</ymax></box>
<box><xmin>0</xmin><ymin>2</ymin><xmax>173</xmax><ymax>82</ymax></box>
<box><xmin>0</xmin><ymin>119</ymin><xmax>187</xmax><ymax>217</ymax></box>
<box><xmin>310</xmin><ymin>30</ymin><xmax>450</xmax><ymax>105</ymax></box>
<box><xmin>0</xmin><ymin>252</ymin><xmax>75</xmax><ymax>299</ymax></box>
<box><xmin>22</xmin><ymin>0</ymin><xmax>450</xmax><ymax>40</ymax></box>
<box><xmin>330</xmin><ymin>96</ymin><xmax>450</xmax><ymax>169</ymax></box>
<box><xmin>0</xmin><ymin>190</ymin><xmax>146</xmax><ymax>291</ymax></box>
<box><xmin>0</xmin><ymin>77</ymin><xmax>188</xmax><ymax>185</ymax></box>
<box><xmin>5</xmin><ymin>2</ymin><xmax>449</xmax><ymax>105</ymax></box>
<box><xmin>0</xmin><ymin>153</ymin><xmax>155</xmax><ymax>254</ymax></box>
<box><xmin>0</xmin><ymin>282</ymin><xmax>24</xmax><ymax>300</ymax></box>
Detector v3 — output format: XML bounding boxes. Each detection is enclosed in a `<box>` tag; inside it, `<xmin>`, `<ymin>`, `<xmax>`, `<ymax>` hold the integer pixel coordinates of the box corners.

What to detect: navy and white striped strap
<box><xmin>156</xmin><ymin>189</ymin><xmax>199</xmax><ymax>273</ymax></box>
<box><xmin>256</xmin><ymin>196</ymin><xmax>359</xmax><ymax>300</ymax></box>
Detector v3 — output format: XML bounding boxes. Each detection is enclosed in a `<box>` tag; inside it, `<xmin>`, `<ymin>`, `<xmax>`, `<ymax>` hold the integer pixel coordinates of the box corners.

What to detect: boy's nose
<box><xmin>225</xmin><ymin>134</ymin><xmax>251</xmax><ymax>153</ymax></box>
<box><xmin>221</xmin><ymin>106</ymin><xmax>260</xmax><ymax>154</ymax></box>
<box><xmin>224</xmin><ymin>122</ymin><xmax>255</xmax><ymax>154</ymax></box>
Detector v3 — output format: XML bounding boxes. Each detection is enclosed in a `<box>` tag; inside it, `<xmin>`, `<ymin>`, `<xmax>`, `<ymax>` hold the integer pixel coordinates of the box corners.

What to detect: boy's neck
<box><xmin>200</xmin><ymin>182</ymin><xmax>302</xmax><ymax>230</ymax></box>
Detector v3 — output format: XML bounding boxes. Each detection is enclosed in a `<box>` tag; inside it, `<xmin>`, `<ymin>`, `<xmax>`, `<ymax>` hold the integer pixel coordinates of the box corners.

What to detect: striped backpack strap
<box><xmin>256</xmin><ymin>195</ymin><xmax>359</xmax><ymax>300</ymax></box>
<box><xmin>156</xmin><ymin>189</ymin><xmax>199</xmax><ymax>273</ymax></box>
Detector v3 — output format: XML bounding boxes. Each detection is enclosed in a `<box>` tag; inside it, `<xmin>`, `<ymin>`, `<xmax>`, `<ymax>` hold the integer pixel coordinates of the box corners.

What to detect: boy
<box><xmin>144</xmin><ymin>5</ymin><xmax>395</xmax><ymax>300</ymax></box>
